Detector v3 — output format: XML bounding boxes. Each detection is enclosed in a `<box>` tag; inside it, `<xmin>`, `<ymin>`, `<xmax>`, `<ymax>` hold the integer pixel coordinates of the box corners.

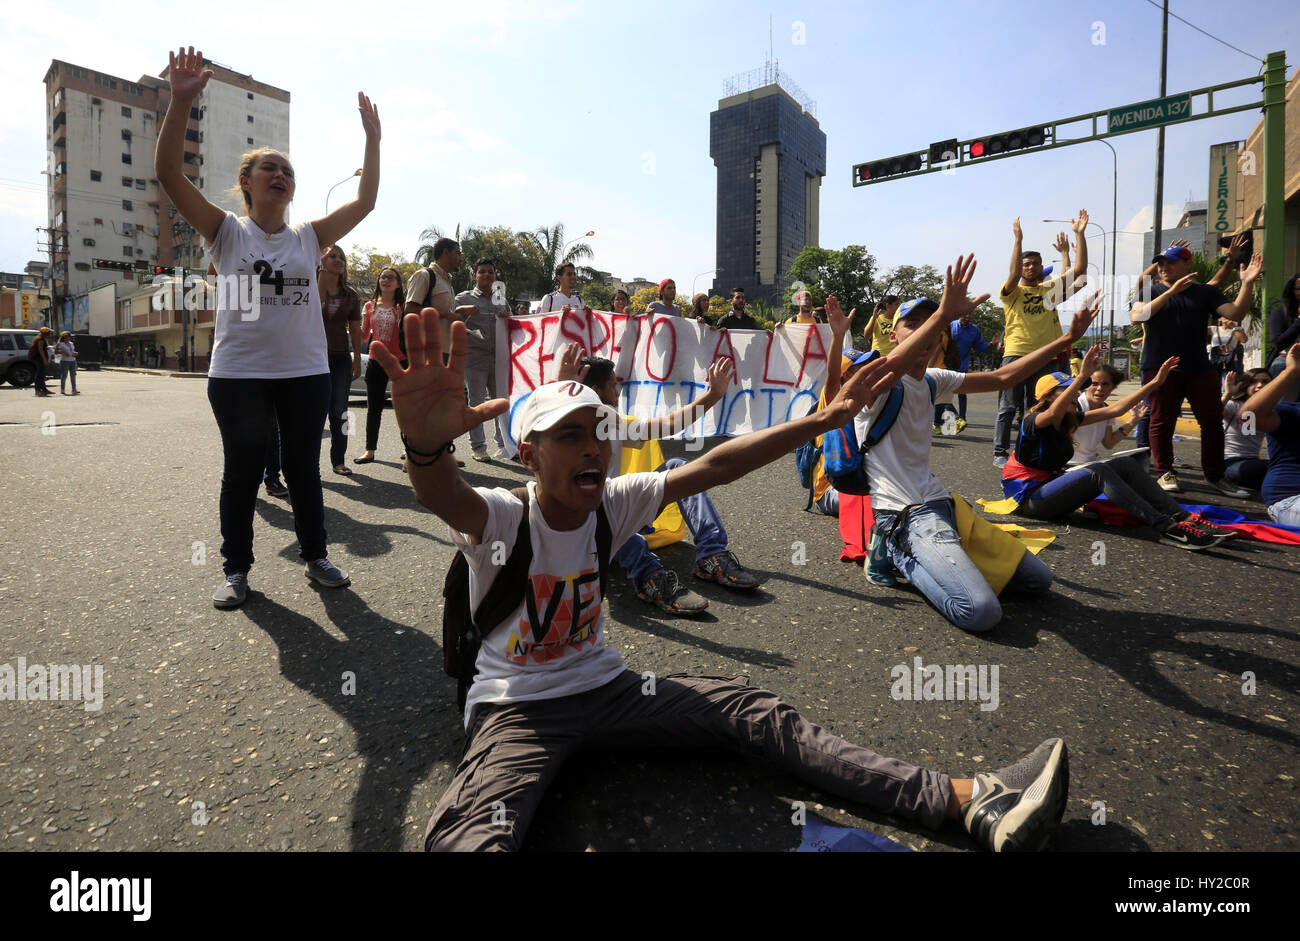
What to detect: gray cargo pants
<box><xmin>424</xmin><ymin>669</ymin><xmax>953</xmax><ymax>851</ymax></box>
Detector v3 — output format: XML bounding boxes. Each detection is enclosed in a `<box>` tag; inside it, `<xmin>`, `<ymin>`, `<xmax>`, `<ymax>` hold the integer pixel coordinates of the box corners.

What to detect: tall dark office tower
<box><xmin>710</xmin><ymin>65</ymin><xmax>825</xmax><ymax>307</ymax></box>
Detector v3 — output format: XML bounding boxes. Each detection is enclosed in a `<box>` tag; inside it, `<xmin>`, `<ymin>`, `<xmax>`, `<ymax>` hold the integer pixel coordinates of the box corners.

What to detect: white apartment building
<box><xmin>44</xmin><ymin>58</ymin><xmax>289</xmax><ymax>356</ymax></box>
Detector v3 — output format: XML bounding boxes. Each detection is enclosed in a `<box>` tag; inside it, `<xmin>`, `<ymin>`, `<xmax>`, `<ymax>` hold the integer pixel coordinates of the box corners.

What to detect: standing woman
<box><xmin>353</xmin><ymin>267</ymin><xmax>406</xmax><ymax>465</ymax></box>
<box><xmin>32</xmin><ymin>327</ymin><xmax>54</xmax><ymax>397</ymax></box>
<box><xmin>317</xmin><ymin>244</ymin><xmax>363</xmax><ymax>476</ymax></box>
<box><xmin>56</xmin><ymin>331</ymin><xmax>79</xmax><ymax>394</ymax></box>
<box><xmin>156</xmin><ymin>46</ymin><xmax>380</xmax><ymax>609</ymax></box>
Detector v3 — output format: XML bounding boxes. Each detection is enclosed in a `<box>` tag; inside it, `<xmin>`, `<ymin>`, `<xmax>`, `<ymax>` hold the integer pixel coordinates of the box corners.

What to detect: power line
<box><xmin>1142</xmin><ymin>0</ymin><xmax>1263</xmax><ymax>63</ymax></box>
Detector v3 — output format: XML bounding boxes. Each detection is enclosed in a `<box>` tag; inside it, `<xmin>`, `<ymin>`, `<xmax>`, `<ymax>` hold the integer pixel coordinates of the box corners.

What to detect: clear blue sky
<box><xmin>2</xmin><ymin>0</ymin><xmax>1295</xmax><ymax>316</ymax></box>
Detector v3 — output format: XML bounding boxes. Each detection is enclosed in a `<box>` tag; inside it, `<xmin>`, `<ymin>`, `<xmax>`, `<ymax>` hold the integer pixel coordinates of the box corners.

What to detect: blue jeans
<box><xmin>208</xmin><ymin>374</ymin><xmax>331</xmax><ymax>575</ymax></box>
<box><xmin>1017</xmin><ymin>455</ymin><xmax>1183</xmax><ymax>529</ymax></box>
<box><xmin>326</xmin><ymin>352</ymin><xmax>353</xmax><ymax>468</ymax></box>
<box><xmin>1268</xmin><ymin>493</ymin><xmax>1300</xmax><ymax>527</ymax></box>
<box><xmin>873</xmin><ymin>499</ymin><xmax>1052</xmax><ymax>633</ymax></box>
<box><xmin>614</xmin><ymin>457</ymin><xmax>728</xmax><ymax>582</ymax></box>
<box><xmin>1224</xmin><ymin>457</ymin><xmax>1268</xmax><ymax>491</ymax></box>
<box><xmin>814</xmin><ymin>489</ymin><xmax>839</xmax><ymax>517</ymax></box>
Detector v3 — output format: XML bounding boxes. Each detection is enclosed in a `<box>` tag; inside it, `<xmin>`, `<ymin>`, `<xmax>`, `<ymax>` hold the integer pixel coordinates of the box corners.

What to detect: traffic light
<box><xmin>969</xmin><ymin>126</ymin><xmax>1048</xmax><ymax>159</ymax></box>
<box><xmin>928</xmin><ymin>139</ymin><xmax>959</xmax><ymax>168</ymax></box>
<box><xmin>856</xmin><ymin>152</ymin><xmax>923</xmax><ymax>182</ymax></box>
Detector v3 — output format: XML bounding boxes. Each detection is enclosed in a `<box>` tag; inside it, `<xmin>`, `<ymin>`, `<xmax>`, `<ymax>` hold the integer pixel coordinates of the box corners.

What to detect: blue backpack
<box><xmin>797</xmin><ymin>371</ymin><xmax>936</xmax><ymax>506</ymax></box>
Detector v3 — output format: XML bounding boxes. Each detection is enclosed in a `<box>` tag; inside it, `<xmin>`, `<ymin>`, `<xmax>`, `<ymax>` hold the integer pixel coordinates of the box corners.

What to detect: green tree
<box><xmin>877</xmin><ymin>263</ymin><xmax>944</xmax><ymax>304</ymax></box>
<box><xmin>346</xmin><ymin>246</ymin><xmax>419</xmax><ymax>300</ymax></box>
<box><xmin>785</xmin><ymin>245</ymin><xmax>882</xmax><ymax>322</ymax></box>
<box><xmin>579</xmin><ymin>278</ymin><xmax>614</xmax><ymax>311</ymax></box>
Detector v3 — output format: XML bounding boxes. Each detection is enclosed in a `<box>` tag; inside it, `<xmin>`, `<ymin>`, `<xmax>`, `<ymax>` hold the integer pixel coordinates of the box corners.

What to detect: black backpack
<box><xmin>441</xmin><ymin>487</ymin><xmax>613</xmax><ymax>712</ymax></box>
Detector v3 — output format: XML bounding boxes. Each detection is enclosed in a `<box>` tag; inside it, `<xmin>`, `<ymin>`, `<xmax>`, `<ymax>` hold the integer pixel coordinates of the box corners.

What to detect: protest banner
<box><xmin>493</xmin><ymin>308</ymin><xmax>834</xmax><ymax>451</ymax></box>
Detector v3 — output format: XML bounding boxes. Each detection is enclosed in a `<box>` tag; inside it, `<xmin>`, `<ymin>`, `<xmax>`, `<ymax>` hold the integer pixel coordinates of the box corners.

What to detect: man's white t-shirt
<box><xmin>853</xmin><ymin>368</ymin><xmax>965</xmax><ymax>513</ymax></box>
<box><xmin>207</xmin><ymin>213</ymin><xmax>328</xmax><ymax>379</ymax></box>
<box><xmin>1068</xmin><ymin>394</ymin><xmax>1115</xmax><ymax>466</ymax></box>
<box><xmin>537</xmin><ymin>290</ymin><xmax>583</xmax><ymax>313</ymax></box>
<box><xmin>450</xmin><ymin>473</ymin><xmax>666</xmax><ymax>726</ymax></box>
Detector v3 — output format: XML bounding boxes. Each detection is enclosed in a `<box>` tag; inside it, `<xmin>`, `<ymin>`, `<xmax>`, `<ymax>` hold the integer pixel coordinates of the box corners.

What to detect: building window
<box><xmin>123</xmin><ymin>246</ymin><xmax>134</xmax><ymax>258</ymax></box>
<box><xmin>247</xmin><ymin>137</ymin><xmax>253</xmax><ymax>145</ymax></box>
<box><xmin>90</xmin><ymin>170</ymin><xmax>102</xmax><ymax>181</ymax></box>
<box><xmin>247</xmin><ymin>115</ymin><xmax>254</xmax><ymax>123</ymax></box>
<box><xmin>122</xmin><ymin>199</ymin><xmax>132</xmax><ymax>211</ymax></box>
<box><xmin>135</xmin><ymin>179</ymin><xmax>145</xmax><ymax>190</ymax></box>
<box><xmin>184</xmin><ymin>128</ymin><xmax>199</xmax><ymax>142</ymax></box>
<box><xmin>121</xmin><ymin>128</ymin><xmax>132</xmax><ymax>140</ymax></box>
<box><xmin>122</xmin><ymin>153</ymin><xmax>132</xmax><ymax>165</ymax></box>
<box><xmin>190</xmin><ymin>106</ymin><xmax>201</xmax><ymax>120</ymax></box>
<box><xmin>94</xmin><ymin>218</ymin><xmax>103</xmax><ymax>226</ymax></box>
<box><xmin>122</xmin><ymin>176</ymin><xmax>133</xmax><ymax>187</ymax></box>
<box><xmin>247</xmin><ymin>92</ymin><xmax>254</xmax><ymax>100</ymax></box>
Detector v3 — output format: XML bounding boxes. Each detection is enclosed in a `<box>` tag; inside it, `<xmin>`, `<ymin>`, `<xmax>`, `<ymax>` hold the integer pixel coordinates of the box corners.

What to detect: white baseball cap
<box><xmin>516</xmin><ymin>381</ymin><xmax>617</xmax><ymax>442</ymax></box>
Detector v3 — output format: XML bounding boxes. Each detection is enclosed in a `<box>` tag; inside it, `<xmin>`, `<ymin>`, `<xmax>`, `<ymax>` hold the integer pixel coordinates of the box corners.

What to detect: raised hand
<box><xmin>826</xmin><ymin>296</ymin><xmax>852</xmax><ymax>337</ymax></box>
<box><xmin>167</xmin><ymin>47</ymin><xmax>212</xmax><ymax>99</ymax></box>
<box><xmin>1052</xmin><ymin>232</ymin><xmax>1069</xmax><ymax>255</ymax></box>
<box><xmin>938</xmin><ymin>254</ymin><xmax>990</xmax><ymax>322</ymax></box>
<box><xmin>555</xmin><ymin>341</ymin><xmax>588</xmax><ymax>382</ymax></box>
<box><xmin>1132</xmin><ymin>401</ymin><xmax>1149</xmax><ymax>420</ymax></box>
<box><xmin>1012</xmin><ymin>217</ymin><xmax>1022</xmax><ymax>240</ymax></box>
<box><xmin>1227</xmin><ymin>232</ymin><xmax>1247</xmax><ymax>264</ymax></box>
<box><xmin>358</xmin><ymin>91</ymin><xmax>381</xmax><ymax>141</ymax></box>
<box><xmin>1072</xmin><ymin>209</ymin><xmax>1089</xmax><ymax>235</ymax></box>
<box><xmin>1154</xmin><ymin>355</ymin><xmax>1180</xmax><ymax>384</ymax></box>
<box><xmin>1240</xmin><ymin>252</ymin><xmax>1263</xmax><ymax>282</ymax></box>
<box><xmin>367</xmin><ymin>310</ymin><xmax>507</xmax><ymax>452</ymax></box>
<box><xmin>1224</xmin><ymin>370</ymin><xmax>1238</xmax><ymax>390</ymax></box>
<box><xmin>705</xmin><ymin>357</ymin><xmax>735</xmax><ymax>397</ymax></box>
<box><xmin>1080</xmin><ymin>344</ymin><xmax>1102</xmax><ymax>377</ymax></box>
<box><xmin>821</xmin><ymin>353</ymin><xmax>903</xmax><ymax>429</ymax></box>
<box><xmin>1168</xmin><ymin>272</ymin><xmax>1199</xmax><ymax>295</ymax></box>
<box><xmin>1065</xmin><ymin>291</ymin><xmax>1103</xmax><ymax>341</ymax></box>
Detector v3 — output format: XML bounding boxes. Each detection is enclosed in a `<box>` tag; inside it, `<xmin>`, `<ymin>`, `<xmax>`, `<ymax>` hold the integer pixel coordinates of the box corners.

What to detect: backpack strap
<box><xmin>862</xmin><ymin>383</ymin><xmax>907</xmax><ymax>452</ymax></box>
<box><xmin>470</xmin><ymin>487</ymin><xmax>533</xmax><ymax>637</ymax></box>
<box><xmin>925</xmin><ymin>374</ymin><xmax>937</xmax><ymax>403</ymax></box>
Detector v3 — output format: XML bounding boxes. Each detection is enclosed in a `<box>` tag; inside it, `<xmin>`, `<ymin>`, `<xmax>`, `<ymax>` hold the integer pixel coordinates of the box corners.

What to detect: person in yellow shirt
<box><xmin>863</xmin><ymin>295</ymin><xmax>900</xmax><ymax>354</ymax></box>
<box><xmin>992</xmin><ymin>212</ymin><xmax>1089</xmax><ymax>467</ymax></box>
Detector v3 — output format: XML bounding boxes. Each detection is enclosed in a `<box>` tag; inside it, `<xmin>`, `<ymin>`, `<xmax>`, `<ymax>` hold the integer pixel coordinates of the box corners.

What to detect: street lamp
<box><xmin>692</xmin><ymin>268</ymin><xmax>722</xmax><ymax>296</ymax></box>
<box><xmin>325</xmin><ymin>169</ymin><xmax>362</xmax><ymax>214</ymax></box>
<box><xmin>561</xmin><ymin>230</ymin><xmax>596</xmax><ymax>255</ymax></box>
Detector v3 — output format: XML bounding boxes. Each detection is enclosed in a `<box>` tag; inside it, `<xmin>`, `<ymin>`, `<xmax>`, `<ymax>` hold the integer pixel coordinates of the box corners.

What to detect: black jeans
<box><xmin>1017</xmin><ymin>454</ymin><xmax>1183</xmax><ymax>529</ymax></box>
<box><xmin>208</xmin><ymin>374</ymin><xmax>331</xmax><ymax>575</ymax></box>
<box><xmin>363</xmin><ymin>357</ymin><xmax>403</xmax><ymax>451</ymax></box>
<box><xmin>327</xmin><ymin>352</ymin><xmax>353</xmax><ymax>468</ymax></box>
<box><xmin>34</xmin><ymin>357</ymin><xmax>49</xmax><ymax>393</ymax></box>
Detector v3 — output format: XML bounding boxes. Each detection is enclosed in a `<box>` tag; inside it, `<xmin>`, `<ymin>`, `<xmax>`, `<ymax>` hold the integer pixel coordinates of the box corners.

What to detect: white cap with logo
<box><xmin>515</xmin><ymin>381</ymin><xmax>618</xmax><ymax>442</ymax></box>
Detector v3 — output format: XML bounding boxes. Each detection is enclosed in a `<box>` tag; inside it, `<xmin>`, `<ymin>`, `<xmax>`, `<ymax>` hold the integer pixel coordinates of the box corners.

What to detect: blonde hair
<box><xmin>227</xmin><ymin>148</ymin><xmax>293</xmax><ymax>213</ymax></box>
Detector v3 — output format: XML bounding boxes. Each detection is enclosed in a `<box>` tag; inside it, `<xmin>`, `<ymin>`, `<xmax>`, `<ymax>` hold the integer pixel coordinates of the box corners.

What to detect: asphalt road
<box><xmin>2</xmin><ymin>370</ymin><xmax>1296</xmax><ymax>852</ymax></box>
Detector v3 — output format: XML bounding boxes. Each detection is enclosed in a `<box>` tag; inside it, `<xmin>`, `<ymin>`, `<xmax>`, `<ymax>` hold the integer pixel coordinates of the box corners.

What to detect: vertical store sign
<box><xmin>1206</xmin><ymin>141</ymin><xmax>1241</xmax><ymax>256</ymax></box>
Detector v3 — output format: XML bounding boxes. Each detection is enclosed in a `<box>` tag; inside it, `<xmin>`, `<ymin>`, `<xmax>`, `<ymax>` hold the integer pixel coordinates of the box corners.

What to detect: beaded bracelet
<box><xmin>401</xmin><ymin>434</ymin><xmax>455</xmax><ymax>467</ymax></box>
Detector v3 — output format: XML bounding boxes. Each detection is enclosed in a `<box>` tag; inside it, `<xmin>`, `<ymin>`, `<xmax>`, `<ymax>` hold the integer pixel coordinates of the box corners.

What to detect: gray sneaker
<box><xmin>963</xmin><ymin>738</ymin><xmax>1069</xmax><ymax>852</ymax></box>
<box><xmin>213</xmin><ymin>572</ymin><xmax>249</xmax><ymax>609</ymax></box>
<box><xmin>1207</xmin><ymin>477</ymin><xmax>1250</xmax><ymax>499</ymax></box>
<box><xmin>305</xmin><ymin>558</ymin><xmax>350</xmax><ymax>588</ymax></box>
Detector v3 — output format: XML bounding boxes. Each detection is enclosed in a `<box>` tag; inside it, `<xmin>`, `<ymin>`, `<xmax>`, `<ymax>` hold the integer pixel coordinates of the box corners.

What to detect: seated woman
<box><xmin>1066</xmin><ymin>363</ymin><xmax>1145</xmax><ymax>468</ymax></box>
<box><xmin>1221</xmin><ymin>368</ymin><xmax>1272</xmax><ymax>493</ymax></box>
<box><xmin>1243</xmin><ymin>343</ymin><xmax>1300</xmax><ymax>526</ymax></box>
<box><xmin>1001</xmin><ymin>346</ymin><xmax>1239</xmax><ymax>551</ymax></box>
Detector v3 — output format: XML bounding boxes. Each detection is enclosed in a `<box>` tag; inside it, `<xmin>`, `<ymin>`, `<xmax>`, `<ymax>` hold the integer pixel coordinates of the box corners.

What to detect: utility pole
<box><xmin>1151</xmin><ymin>0</ymin><xmax>1170</xmax><ymax>256</ymax></box>
<box><xmin>35</xmin><ymin>224</ymin><xmax>65</xmax><ymax>331</ymax></box>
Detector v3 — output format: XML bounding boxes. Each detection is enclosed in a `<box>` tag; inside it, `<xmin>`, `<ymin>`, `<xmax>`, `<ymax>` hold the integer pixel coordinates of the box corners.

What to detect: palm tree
<box><xmin>524</xmin><ymin>224</ymin><xmax>595</xmax><ymax>297</ymax></box>
<box><xmin>413</xmin><ymin>223</ymin><xmax>482</xmax><ymax>293</ymax></box>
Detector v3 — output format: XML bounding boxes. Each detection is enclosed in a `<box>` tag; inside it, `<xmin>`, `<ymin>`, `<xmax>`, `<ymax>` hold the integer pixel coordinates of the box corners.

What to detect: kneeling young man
<box><xmin>855</xmin><ymin>259</ymin><xmax>1100</xmax><ymax>633</ymax></box>
<box><xmin>369</xmin><ymin>302</ymin><xmax>1070</xmax><ymax>852</ymax></box>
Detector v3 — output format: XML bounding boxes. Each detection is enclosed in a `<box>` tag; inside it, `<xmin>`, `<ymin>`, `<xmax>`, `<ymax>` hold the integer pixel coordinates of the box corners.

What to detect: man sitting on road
<box><xmin>369</xmin><ymin>305</ymin><xmax>1072</xmax><ymax>853</ymax></box>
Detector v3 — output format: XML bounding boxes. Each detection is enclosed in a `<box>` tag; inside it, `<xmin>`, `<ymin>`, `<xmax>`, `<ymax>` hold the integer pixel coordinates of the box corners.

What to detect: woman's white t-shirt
<box><xmin>207</xmin><ymin>213</ymin><xmax>328</xmax><ymax>379</ymax></box>
<box><xmin>1068</xmin><ymin>394</ymin><xmax>1115</xmax><ymax>466</ymax></box>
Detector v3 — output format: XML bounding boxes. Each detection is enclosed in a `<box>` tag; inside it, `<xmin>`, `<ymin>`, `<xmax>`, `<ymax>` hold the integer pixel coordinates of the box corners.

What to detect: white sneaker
<box><xmin>471</xmin><ymin>447</ymin><xmax>490</xmax><ymax>462</ymax></box>
<box><xmin>1157</xmin><ymin>471</ymin><xmax>1182</xmax><ymax>493</ymax></box>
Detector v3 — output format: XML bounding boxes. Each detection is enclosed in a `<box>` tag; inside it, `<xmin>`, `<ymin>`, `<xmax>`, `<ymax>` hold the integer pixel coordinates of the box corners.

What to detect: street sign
<box><xmin>1108</xmin><ymin>93</ymin><xmax>1191</xmax><ymax>133</ymax></box>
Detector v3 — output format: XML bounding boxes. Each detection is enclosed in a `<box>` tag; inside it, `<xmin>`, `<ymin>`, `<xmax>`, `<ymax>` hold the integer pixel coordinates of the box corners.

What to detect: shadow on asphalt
<box><xmin>239</xmin><ymin>591</ymin><xmax>459</xmax><ymax>851</ymax></box>
<box><xmin>255</xmin><ymin>493</ymin><xmax>453</xmax><ymax>556</ymax></box>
